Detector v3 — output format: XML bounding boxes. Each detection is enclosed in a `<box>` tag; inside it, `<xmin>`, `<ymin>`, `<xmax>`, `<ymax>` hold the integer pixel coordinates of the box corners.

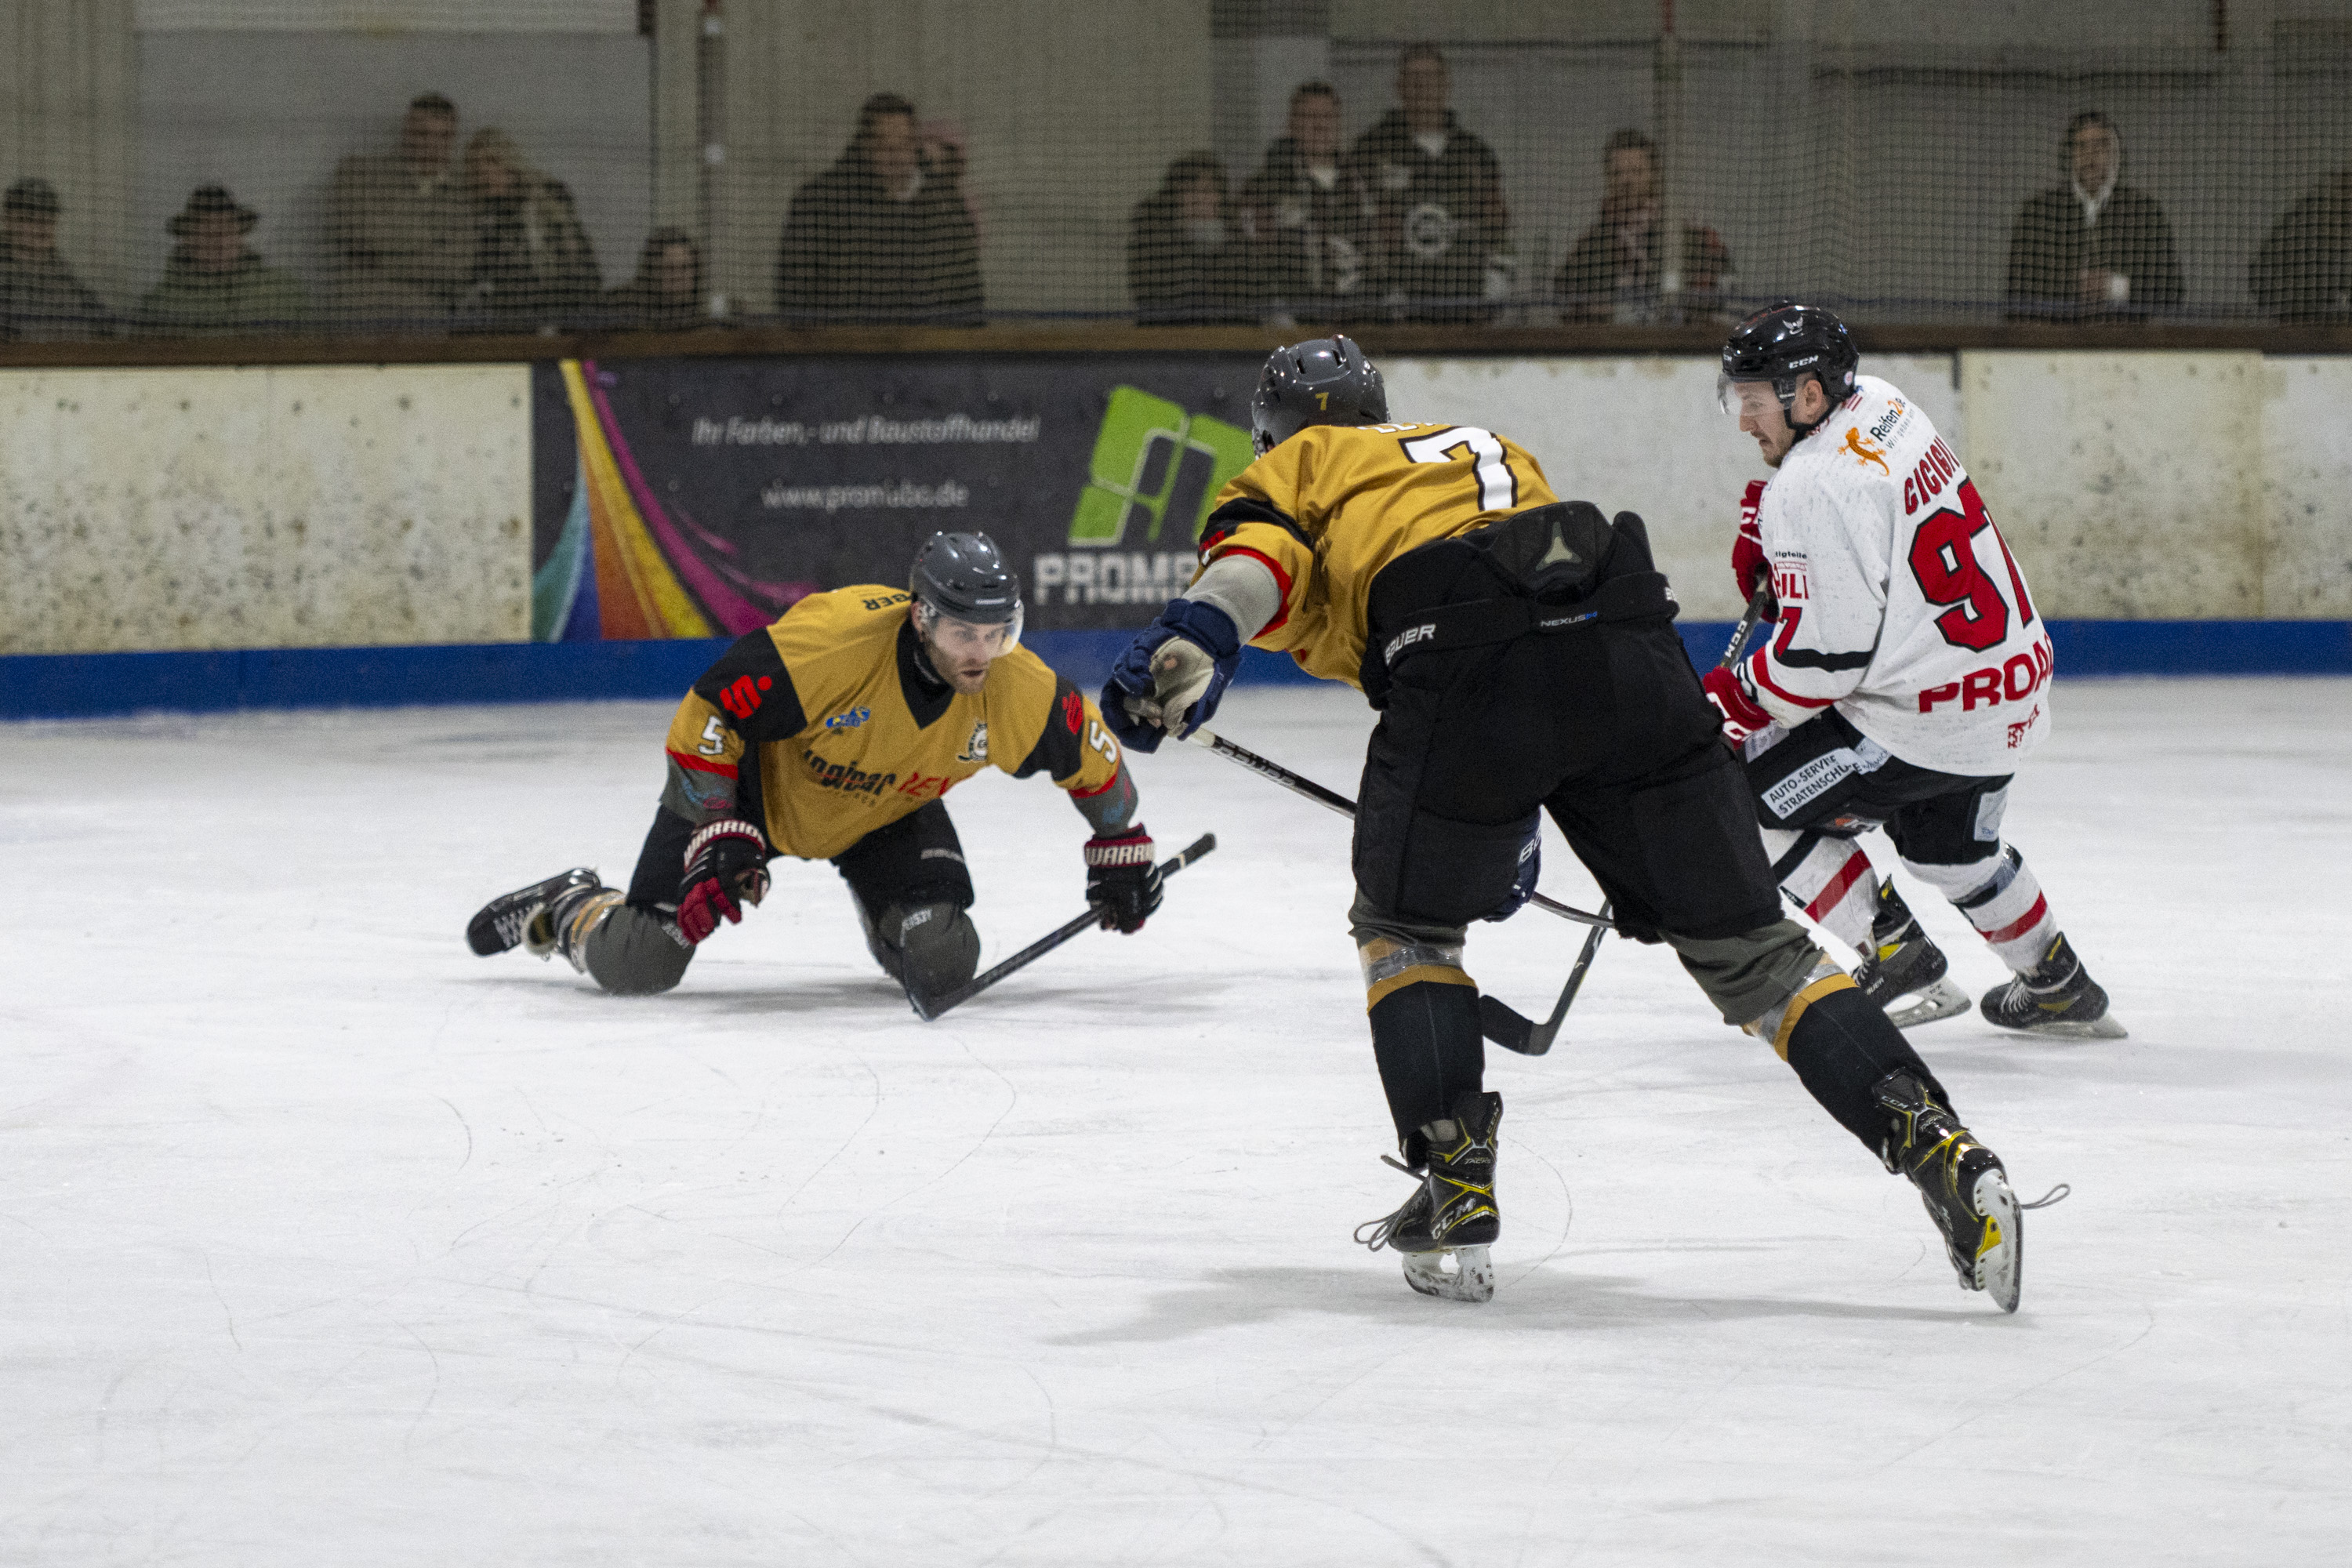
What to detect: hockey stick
<box><xmin>1475</xmin><ymin>585</ymin><xmax>1777</xmax><ymax>1055</ymax></box>
<box><xmin>1181</xmin><ymin>728</ymin><xmax>1613</xmax><ymax>931</ymax></box>
<box><xmin>906</xmin><ymin>833</ymin><xmax>1218</xmax><ymax>1022</ymax></box>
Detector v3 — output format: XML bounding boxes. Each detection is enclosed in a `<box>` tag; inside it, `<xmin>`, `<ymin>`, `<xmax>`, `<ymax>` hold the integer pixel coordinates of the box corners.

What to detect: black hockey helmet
<box><xmin>1250</xmin><ymin>334</ymin><xmax>1388</xmax><ymax>457</ymax></box>
<box><xmin>911</xmin><ymin>529</ymin><xmax>1021</xmax><ymax>626</ymax></box>
<box><xmin>1719</xmin><ymin>299</ymin><xmax>1860</xmax><ymax>437</ymax></box>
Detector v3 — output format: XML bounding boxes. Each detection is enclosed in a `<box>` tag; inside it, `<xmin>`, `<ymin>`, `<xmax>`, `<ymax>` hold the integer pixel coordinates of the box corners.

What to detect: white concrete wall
<box><xmin>0</xmin><ymin>365</ymin><xmax>530</xmax><ymax>655</ymax></box>
<box><xmin>2261</xmin><ymin>358</ymin><xmax>2352</xmax><ymax>618</ymax></box>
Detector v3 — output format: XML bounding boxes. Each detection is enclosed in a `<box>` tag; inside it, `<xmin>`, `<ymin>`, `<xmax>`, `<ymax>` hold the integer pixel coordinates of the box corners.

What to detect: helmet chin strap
<box><xmin>1778</xmin><ymin>374</ymin><xmax>1834</xmax><ymax>441</ymax></box>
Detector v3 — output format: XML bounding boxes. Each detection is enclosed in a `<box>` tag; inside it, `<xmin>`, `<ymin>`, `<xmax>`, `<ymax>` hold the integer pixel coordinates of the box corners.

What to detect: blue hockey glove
<box><xmin>1100</xmin><ymin>598</ymin><xmax>1243</xmax><ymax>753</ymax></box>
<box><xmin>1480</xmin><ymin>815</ymin><xmax>1542</xmax><ymax>922</ymax></box>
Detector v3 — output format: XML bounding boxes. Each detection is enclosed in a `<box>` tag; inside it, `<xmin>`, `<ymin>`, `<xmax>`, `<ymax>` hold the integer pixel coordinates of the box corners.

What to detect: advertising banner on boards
<box><xmin>530</xmin><ymin>355</ymin><xmax>1265</xmax><ymax>643</ymax></box>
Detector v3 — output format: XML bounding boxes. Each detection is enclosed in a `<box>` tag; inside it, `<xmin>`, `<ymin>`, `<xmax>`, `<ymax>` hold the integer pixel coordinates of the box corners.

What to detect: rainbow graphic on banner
<box><xmin>533</xmin><ymin>359</ymin><xmax>815</xmax><ymax>641</ymax></box>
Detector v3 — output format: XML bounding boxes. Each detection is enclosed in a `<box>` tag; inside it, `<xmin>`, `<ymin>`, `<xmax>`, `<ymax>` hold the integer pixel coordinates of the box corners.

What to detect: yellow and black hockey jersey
<box><xmin>1198</xmin><ymin>420</ymin><xmax>1560</xmax><ymax>685</ymax></box>
<box><xmin>660</xmin><ymin>587</ymin><xmax>1131</xmax><ymax>861</ymax></box>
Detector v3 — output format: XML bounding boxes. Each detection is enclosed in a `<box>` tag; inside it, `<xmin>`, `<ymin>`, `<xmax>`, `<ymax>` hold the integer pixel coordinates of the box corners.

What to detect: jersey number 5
<box><xmin>1402</xmin><ymin>426</ymin><xmax>1517</xmax><ymax>513</ymax></box>
<box><xmin>1908</xmin><ymin>479</ymin><xmax>2036</xmax><ymax>652</ymax></box>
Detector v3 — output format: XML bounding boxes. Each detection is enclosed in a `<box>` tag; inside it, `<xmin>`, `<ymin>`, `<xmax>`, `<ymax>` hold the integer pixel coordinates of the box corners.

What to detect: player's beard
<box><xmin>920</xmin><ymin>630</ymin><xmax>993</xmax><ymax>694</ymax></box>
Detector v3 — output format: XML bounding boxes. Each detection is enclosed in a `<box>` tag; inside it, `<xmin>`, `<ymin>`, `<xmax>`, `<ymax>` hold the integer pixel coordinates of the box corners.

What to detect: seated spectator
<box><xmin>602</xmin><ymin>227</ymin><xmax>718</xmax><ymax>331</ymax></box>
<box><xmin>1128</xmin><ymin>151</ymin><xmax>1257</xmax><ymax>325</ymax></box>
<box><xmin>1554</xmin><ymin>129</ymin><xmax>1734</xmax><ymax>324</ymax></box>
<box><xmin>2005</xmin><ymin>111</ymin><xmax>2182</xmax><ymax>321</ymax></box>
<box><xmin>1349</xmin><ymin>43</ymin><xmax>1508</xmax><ymax>324</ymax></box>
<box><xmin>325</xmin><ymin>91</ymin><xmax>470</xmax><ymax>331</ymax></box>
<box><xmin>0</xmin><ymin>178</ymin><xmax>112</xmax><ymax>340</ymax></box>
<box><xmin>773</xmin><ymin>93</ymin><xmax>983</xmax><ymax>325</ymax></box>
<box><xmin>135</xmin><ymin>184</ymin><xmax>308</xmax><ymax>336</ymax></box>
<box><xmin>2250</xmin><ymin>167</ymin><xmax>2352</xmax><ymax>323</ymax></box>
<box><xmin>1240</xmin><ymin>82</ymin><xmax>1378</xmax><ymax>326</ymax></box>
<box><xmin>458</xmin><ymin>129</ymin><xmax>601</xmax><ymax>332</ymax></box>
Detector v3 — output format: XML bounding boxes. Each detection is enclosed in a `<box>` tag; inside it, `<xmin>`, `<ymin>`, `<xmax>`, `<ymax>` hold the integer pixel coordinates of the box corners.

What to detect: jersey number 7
<box><xmin>1402</xmin><ymin>426</ymin><xmax>1519</xmax><ymax>512</ymax></box>
<box><xmin>1909</xmin><ymin>479</ymin><xmax>2036</xmax><ymax>652</ymax></box>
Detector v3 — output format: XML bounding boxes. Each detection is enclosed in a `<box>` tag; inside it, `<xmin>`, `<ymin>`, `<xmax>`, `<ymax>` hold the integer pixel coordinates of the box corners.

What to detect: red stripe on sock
<box><xmin>1805</xmin><ymin>852</ymin><xmax>1871</xmax><ymax>921</ymax></box>
<box><xmin>1980</xmin><ymin>894</ymin><xmax>2049</xmax><ymax>946</ymax></box>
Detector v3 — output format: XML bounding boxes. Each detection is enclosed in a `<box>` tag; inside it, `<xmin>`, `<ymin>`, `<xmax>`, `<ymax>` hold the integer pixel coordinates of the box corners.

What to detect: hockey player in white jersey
<box><xmin>1701</xmin><ymin>301</ymin><xmax>2123</xmax><ymax>1038</ymax></box>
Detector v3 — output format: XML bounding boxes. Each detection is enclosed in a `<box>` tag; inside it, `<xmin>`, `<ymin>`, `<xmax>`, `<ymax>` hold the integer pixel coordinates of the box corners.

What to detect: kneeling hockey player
<box><xmin>1706</xmin><ymin>301</ymin><xmax>2122</xmax><ymax>1039</ymax></box>
<box><xmin>469</xmin><ymin>532</ymin><xmax>1161</xmax><ymax>1005</ymax></box>
<box><xmin>1102</xmin><ymin>336</ymin><xmax>2028</xmax><ymax>1310</ymax></box>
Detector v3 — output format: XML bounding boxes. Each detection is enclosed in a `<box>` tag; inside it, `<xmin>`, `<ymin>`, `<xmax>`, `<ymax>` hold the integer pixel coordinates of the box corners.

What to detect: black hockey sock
<box><xmin>1781</xmin><ymin>985</ymin><xmax>1954</xmax><ymax>1152</ymax></box>
<box><xmin>1370</xmin><ymin>981</ymin><xmax>1485</xmax><ymax>1164</ymax></box>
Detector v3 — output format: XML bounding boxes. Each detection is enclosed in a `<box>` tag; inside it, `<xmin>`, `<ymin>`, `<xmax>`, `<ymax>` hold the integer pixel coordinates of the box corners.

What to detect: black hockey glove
<box><xmin>1084</xmin><ymin>824</ymin><xmax>1162</xmax><ymax>933</ymax></box>
<box><xmin>677</xmin><ymin>817</ymin><xmax>770</xmax><ymax>944</ymax></box>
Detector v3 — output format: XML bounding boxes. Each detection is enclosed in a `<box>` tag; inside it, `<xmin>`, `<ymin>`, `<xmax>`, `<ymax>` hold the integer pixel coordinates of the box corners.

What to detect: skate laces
<box><xmin>1353</xmin><ymin>1155</ymin><xmax>1424</xmax><ymax>1252</ymax></box>
<box><xmin>2020</xmin><ymin>1182</ymin><xmax>2070</xmax><ymax>1210</ymax></box>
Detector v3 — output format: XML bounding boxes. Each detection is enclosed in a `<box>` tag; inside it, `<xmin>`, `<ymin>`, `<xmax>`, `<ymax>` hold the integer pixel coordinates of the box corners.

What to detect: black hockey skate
<box><xmin>1980</xmin><ymin>931</ymin><xmax>2126</xmax><ymax>1040</ymax></box>
<box><xmin>1354</xmin><ymin>1091</ymin><xmax>1502</xmax><ymax>1303</ymax></box>
<box><xmin>1875</xmin><ymin>1071</ymin><xmax>2021</xmax><ymax>1312</ymax></box>
<box><xmin>466</xmin><ymin>868</ymin><xmax>601</xmax><ymax>957</ymax></box>
<box><xmin>1854</xmin><ymin>882</ymin><xmax>1969</xmax><ymax>1029</ymax></box>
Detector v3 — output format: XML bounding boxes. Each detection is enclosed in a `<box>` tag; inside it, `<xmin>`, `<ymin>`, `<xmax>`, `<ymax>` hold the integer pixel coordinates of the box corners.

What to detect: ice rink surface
<box><xmin>4</xmin><ymin>677</ymin><xmax>2349</xmax><ymax>1566</ymax></box>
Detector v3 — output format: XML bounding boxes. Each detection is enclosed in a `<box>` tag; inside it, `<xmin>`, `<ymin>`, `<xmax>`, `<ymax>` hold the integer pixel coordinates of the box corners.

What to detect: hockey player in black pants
<box><xmin>1704</xmin><ymin>301</ymin><xmax>2123</xmax><ymax>1039</ymax></box>
<box><xmin>1102</xmin><ymin>336</ymin><xmax>2029</xmax><ymax>1310</ymax></box>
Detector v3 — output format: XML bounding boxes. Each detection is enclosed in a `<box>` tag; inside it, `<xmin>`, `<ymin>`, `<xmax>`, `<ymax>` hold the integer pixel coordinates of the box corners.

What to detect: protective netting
<box><xmin>5</xmin><ymin>9</ymin><xmax>2352</xmax><ymax>340</ymax></box>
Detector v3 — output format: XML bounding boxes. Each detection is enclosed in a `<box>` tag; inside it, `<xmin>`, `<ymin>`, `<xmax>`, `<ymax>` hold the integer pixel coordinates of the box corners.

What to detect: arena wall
<box><xmin>1</xmin><ymin>350</ymin><xmax>2347</xmax><ymax>713</ymax></box>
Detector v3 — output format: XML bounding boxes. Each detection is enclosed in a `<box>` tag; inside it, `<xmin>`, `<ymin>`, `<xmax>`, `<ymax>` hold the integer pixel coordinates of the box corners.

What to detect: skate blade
<box><xmin>1970</xmin><ymin>1169</ymin><xmax>2023</xmax><ymax>1314</ymax></box>
<box><xmin>1885</xmin><ymin>977</ymin><xmax>1972</xmax><ymax>1029</ymax></box>
<box><xmin>1402</xmin><ymin>1246</ymin><xmax>1494</xmax><ymax>1304</ymax></box>
<box><xmin>2003</xmin><ymin>1010</ymin><xmax>2129</xmax><ymax>1041</ymax></box>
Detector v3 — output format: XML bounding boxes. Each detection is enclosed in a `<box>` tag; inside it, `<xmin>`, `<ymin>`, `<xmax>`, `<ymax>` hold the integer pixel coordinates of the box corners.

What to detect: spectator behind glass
<box><xmin>459</xmin><ymin>129</ymin><xmax>601</xmax><ymax>332</ymax></box>
<box><xmin>603</xmin><ymin>227</ymin><xmax>718</xmax><ymax>331</ymax></box>
<box><xmin>2005</xmin><ymin>111</ymin><xmax>2182</xmax><ymax>322</ymax></box>
<box><xmin>325</xmin><ymin>92</ymin><xmax>469</xmax><ymax>330</ymax></box>
<box><xmin>135</xmin><ymin>184</ymin><xmax>308</xmax><ymax>336</ymax></box>
<box><xmin>1128</xmin><ymin>151</ymin><xmax>1258</xmax><ymax>325</ymax></box>
<box><xmin>1241</xmin><ymin>82</ymin><xmax>1378</xmax><ymax>327</ymax></box>
<box><xmin>1554</xmin><ymin>129</ymin><xmax>1735</xmax><ymax>324</ymax></box>
<box><xmin>1349</xmin><ymin>42</ymin><xmax>1508</xmax><ymax>323</ymax></box>
<box><xmin>2251</xmin><ymin>167</ymin><xmax>2352</xmax><ymax>323</ymax></box>
<box><xmin>773</xmin><ymin>93</ymin><xmax>983</xmax><ymax>325</ymax></box>
<box><xmin>0</xmin><ymin>178</ymin><xmax>113</xmax><ymax>340</ymax></box>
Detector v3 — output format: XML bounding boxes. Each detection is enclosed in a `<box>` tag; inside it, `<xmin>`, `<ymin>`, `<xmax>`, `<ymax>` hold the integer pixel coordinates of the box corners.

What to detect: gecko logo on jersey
<box><xmin>1842</xmin><ymin>429</ymin><xmax>1890</xmax><ymax>474</ymax></box>
<box><xmin>822</xmin><ymin>706</ymin><xmax>873</xmax><ymax>731</ymax></box>
<box><xmin>719</xmin><ymin>674</ymin><xmax>773</xmax><ymax>720</ymax></box>
<box><xmin>957</xmin><ymin>721</ymin><xmax>989</xmax><ymax>763</ymax></box>
<box><xmin>1384</xmin><ymin>622</ymin><xmax>1439</xmax><ymax>664</ymax></box>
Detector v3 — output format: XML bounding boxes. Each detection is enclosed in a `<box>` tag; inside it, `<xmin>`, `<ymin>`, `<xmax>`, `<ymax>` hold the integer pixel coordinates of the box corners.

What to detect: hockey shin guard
<box><xmin>1904</xmin><ymin>845</ymin><xmax>2059</xmax><ymax>974</ymax></box>
<box><xmin>1749</xmin><ymin>950</ymin><xmax>1951</xmax><ymax>1152</ymax></box>
<box><xmin>1368</xmin><ymin>980</ymin><xmax>1486</xmax><ymax>1167</ymax></box>
<box><xmin>1765</xmin><ymin>829</ymin><xmax>1878</xmax><ymax>952</ymax></box>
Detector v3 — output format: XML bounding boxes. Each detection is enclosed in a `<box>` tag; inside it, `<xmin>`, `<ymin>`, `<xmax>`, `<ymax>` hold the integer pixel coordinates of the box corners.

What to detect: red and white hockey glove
<box><xmin>1731</xmin><ymin>478</ymin><xmax>1777</xmax><ymax>616</ymax></box>
<box><xmin>677</xmin><ymin>817</ymin><xmax>770</xmax><ymax>944</ymax></box>
<box><xmin>1083</xmin><ymin>824</ymin><xmax>1162</xmax><ymax>934</ymax></box>
<box><xmin>1701</xmin><ymin>664</ymin><xmax>1772</xmax><ymax>749</ymax></box>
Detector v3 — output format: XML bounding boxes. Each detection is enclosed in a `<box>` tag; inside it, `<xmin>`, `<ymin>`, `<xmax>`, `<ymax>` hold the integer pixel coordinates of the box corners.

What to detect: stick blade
<box><xmin>1479</xmin><ymin>992</ymin><xmax>1551</xmax><ymax>1056</ymax></box>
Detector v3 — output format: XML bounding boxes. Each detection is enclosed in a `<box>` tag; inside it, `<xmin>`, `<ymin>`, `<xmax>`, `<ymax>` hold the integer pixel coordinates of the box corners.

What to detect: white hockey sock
<box><xmin>1765</xmin><ymin>829</ymin><xmax>1877</xmax><ymax>952</ymax></box>
<box><xmin>1902</xmin><ymin>847</ymin><xmax>2058</xmax><ymax>974</ymax></box>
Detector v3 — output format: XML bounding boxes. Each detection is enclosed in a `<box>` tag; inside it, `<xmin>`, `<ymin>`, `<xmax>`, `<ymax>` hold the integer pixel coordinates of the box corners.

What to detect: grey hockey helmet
<box><xmin>1250</xmin><ymin>335</ymin><xmax>1388</xmax><ymax>457</ymax></box>
<box><xmin>909</xmin><ymin>530</ymin><xmax>1022</xmax><ymax>647</ymax></box>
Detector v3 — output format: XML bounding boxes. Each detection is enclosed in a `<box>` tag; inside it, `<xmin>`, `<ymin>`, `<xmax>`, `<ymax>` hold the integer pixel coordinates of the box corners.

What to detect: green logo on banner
<box><xmin>1069</xmin><ymin>387</ymin><xmax>1254</xmax><ymax>548</ymax></box>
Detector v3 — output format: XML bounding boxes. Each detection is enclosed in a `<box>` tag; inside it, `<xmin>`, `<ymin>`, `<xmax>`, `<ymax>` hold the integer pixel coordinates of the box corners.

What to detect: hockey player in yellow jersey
<box><xmin>1103</xmin><ymin>336</ymin><xmax>2027</xmax><ymax>1312</ymax></box>
<box><xmin>469</xmin><ymin>533</ymin><xmax>1160</xmax><ymax>1007</ymax></box>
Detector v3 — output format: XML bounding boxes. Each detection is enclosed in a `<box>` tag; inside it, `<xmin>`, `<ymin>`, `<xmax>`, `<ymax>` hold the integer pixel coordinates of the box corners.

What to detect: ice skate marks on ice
<box><xmin>1401</xmin><ymin>1244</ymin><xmax>1495</xmax><ymax>1302</ymax></box>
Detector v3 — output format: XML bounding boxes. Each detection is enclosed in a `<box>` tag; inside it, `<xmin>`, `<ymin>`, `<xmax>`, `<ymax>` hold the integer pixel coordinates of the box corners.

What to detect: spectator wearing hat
<box><xmin>325</xmin><ymin>91</ymin><xmax>471</xmax><ymax>329</ymax></box>
<box><xmin>136</xmin><ymin>184</ymin><xmax>310</xmax><ymax>336</ymax></box>
<box><xmin>1</xmin><ymin>178</ymin><xmax>113</xmax><ymax>340</ymax></box>
<box><xmin>2005</xmin><ymin>111</ymin><xmax>2182</xmax><ymax>322</ymax></box>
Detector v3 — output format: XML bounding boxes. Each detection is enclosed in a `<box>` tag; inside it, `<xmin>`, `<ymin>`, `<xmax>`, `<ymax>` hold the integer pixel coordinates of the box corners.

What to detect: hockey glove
<box><xmin>1480</xmin><ymin>815</ymin><xmax>1542</xmax><ymax>922</ymax></box>
<box><xmin>1731</xmin><ymin>478</ymin><xmax>1777</xmax><ymax>618</ymax></box>
<box><xmin>1100</xmin><ymin>599</ymin><xmax>1243</xmax><ymax>753</ymax></box>
<box><xmin>1083</xmin><ymin>823</ymin><xmax>1162</xmax><ymax>933</ymax></box>
<box><xmin>1701</xmin><ymin>664</ymin><xmax>1772</xmax><ymax>749</ymax></box>
<box><xmin>677</xmin><ymin>817</ymin><xmax>770</xmax><ymax>945</ymax></box>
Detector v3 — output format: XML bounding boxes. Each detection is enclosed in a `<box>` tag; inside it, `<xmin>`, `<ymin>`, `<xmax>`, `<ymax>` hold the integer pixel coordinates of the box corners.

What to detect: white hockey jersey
<box><xmin>1740</xmin><ymin>374</ymin><xmax>2054</xmax><ymax>777</ymax></box>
